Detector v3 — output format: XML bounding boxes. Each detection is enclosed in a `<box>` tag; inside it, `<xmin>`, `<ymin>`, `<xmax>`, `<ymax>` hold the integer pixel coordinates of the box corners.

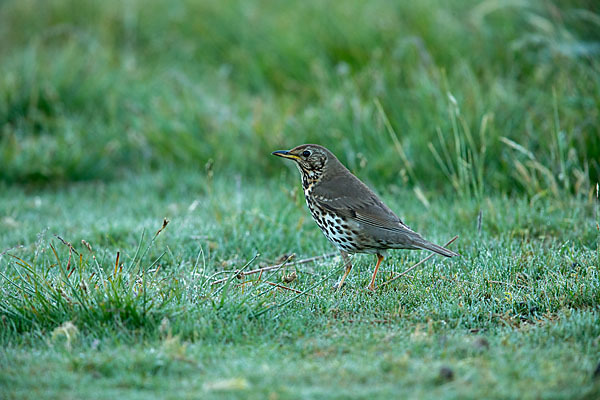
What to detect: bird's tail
<box><xmin>411</xmin><ymin>236</ymin><xmax>459</xmax><ymax>258</ymax></box>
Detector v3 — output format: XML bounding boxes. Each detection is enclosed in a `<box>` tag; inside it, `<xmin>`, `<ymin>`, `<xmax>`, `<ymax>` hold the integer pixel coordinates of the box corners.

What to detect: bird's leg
<box><xmin>333</xmin><ymin>250</ymin><xmax>353</xmax><ymax>289</ymax></box>
<box><xmin>367</xmin><ymin>254</ymin><xmax>384</xmax><ymax>291</ymax></box>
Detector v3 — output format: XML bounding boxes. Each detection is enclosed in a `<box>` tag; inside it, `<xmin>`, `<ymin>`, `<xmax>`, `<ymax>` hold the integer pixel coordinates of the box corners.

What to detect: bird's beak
<box><xmin>271</xmin><ymin>150</ymin><xmax>300</xmax><ymax>160</ymax></box>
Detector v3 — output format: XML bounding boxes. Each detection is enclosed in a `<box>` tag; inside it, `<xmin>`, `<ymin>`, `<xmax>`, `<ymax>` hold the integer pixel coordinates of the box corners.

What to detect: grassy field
<box><xmin>1</xmin><ymin>0</ymin><xmax>600</xmax><ymax>398</ymax></box>
<box><xmin>1</xmin><ymin>172</ymin><xmax>599</xmax><ymax>399</ymax></box>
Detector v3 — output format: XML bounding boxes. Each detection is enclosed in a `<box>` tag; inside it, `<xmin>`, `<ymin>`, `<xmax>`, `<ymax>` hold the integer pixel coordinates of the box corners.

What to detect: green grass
<box><xmin>1</xmin><ymin>0</ymin><xmax>599</xmax><ymax>194</ymax></box>
<box><xmin>1</xmin><ymin>171</ymin><xmax>599</xmax><ymax>398</ymax></box>
<box><xmin>1</xmin><ymin>0</ymin><xmax>600</xmax><ymax>398</ymax></box>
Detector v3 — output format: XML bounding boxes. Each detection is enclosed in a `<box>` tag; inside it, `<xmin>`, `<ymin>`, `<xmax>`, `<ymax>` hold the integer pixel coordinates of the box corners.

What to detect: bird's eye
<box><xmin>302</xmin><ymin>150</ymin><xmax>311</xmax><ymax>157</ymax></box>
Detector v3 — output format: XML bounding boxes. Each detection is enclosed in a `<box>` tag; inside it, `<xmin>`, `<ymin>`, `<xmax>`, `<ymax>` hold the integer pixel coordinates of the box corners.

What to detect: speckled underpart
<box><xmin>304</xmin><ymin>186</ymin><xmax>364</xmax><ymax>254</ymax></box>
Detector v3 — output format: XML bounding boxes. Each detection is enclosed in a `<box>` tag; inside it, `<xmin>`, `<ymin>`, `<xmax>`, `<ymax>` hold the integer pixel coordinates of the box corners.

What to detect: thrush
<box><xmin>272</xmin><ymin>144</ymin><xmax>459</xmax><ymax>291</ymax></box>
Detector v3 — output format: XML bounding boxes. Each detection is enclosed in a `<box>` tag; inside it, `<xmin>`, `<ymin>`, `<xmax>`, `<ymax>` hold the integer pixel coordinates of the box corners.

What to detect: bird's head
<box><xmin>272</xmin><ymin>144</ymin><xmax>333</xmax><ymax>188</ymax></box>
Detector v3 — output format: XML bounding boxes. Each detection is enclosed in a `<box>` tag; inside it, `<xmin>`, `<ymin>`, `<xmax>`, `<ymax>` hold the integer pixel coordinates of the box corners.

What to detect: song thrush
<box><xmin>272</xmin><ymin>144</ymin><xmax>458</xmax><ymax>291</ymax></box>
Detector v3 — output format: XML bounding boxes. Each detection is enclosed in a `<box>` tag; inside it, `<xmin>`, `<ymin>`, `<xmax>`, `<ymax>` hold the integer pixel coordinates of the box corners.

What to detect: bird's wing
<box><xmin>311</xmin><ymin>174</ymin><xmax>459</xmax><ymax>257</ymax></box>
<box><xmin>311</xmin><ymin>175</ymin><xmax>416</xmax><ymax>234</ymax></box>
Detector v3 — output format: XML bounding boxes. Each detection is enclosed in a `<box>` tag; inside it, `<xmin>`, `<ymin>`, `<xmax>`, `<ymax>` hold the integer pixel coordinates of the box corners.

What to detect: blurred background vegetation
<box><xmin>1</xmin><ymin>0</ymin><xmax>598</xmax><ymax>197</ymax></box>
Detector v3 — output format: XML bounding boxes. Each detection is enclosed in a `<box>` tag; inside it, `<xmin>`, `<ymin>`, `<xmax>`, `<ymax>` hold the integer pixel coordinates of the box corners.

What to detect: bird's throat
<box><xmin>300</xmin><ymin>169</ymin><xmax>320</xmax><ymax>191</ymax></box>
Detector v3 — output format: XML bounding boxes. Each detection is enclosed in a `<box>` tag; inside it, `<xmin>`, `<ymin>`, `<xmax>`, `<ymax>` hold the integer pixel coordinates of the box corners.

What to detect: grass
<box><xmin>1</xmin><ymin>171</ymin><xmax>600</xmax><ymax>398</ymax></box>
<box><xmin>1</xmin><ymin>0</ymin><xmax>599</xmax><ymax>194</ymax></box>
<box><xmin>1</xmin><ymin>0</ymin><xmax>600</xmax><ymax>398</ymax></box>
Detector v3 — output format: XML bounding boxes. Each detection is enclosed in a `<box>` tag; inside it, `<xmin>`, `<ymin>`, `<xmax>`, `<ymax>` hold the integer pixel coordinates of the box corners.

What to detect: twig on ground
<box><xmin>211</xmin><ymin>254</ymin><xmax>294</xmax><ymax>286</ymax></box>
<box><xmin>212</xmin><ymin>253</ymin><xmax>260</xmax><ymax>296</ymax></box>
<box><xmin>263</xmin><ymin>281</ymin><xmax>303</xmax><ymax>293</ymax></box>
<box><xmin>244</xmin><ymin>252</ymin><xmax>337</xmax><ymax>276</ymax></box>
<box><xmin>376</xmin><ymin>235</ymin><xmax>459</xmax><ymax>290</ymax></box>
<box><xmin>233</xmin><ymin>278</ymin><xmax>305</xmax><ymax>294</ymax></box>
<box><xmin>211</xmin><ymin>252</ymin><xmax>337</xmax><ymax>286</ymax></box>
<box><xmin>252</xmin><ymin>264</ymin><xmax>343</xmax><ymax>318</ymax></box>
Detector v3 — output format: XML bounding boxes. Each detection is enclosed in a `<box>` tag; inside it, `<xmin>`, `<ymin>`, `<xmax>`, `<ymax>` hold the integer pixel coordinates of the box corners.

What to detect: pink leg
<box><xmin>367</xmin><ymin>254</ymin><xmax>384</xmax><ymax>291</ymax></box>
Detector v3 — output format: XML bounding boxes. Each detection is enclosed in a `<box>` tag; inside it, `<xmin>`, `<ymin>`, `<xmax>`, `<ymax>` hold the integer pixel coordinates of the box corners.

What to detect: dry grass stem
<box><xmin>264</xmin><ymin>281</ymin><xmax>303</xmax><ymax>293</ymax></box>
<box><xmin>211</xmin><ymin>252</ymin><xmax>337</xmax><ymax>286</ymax></box>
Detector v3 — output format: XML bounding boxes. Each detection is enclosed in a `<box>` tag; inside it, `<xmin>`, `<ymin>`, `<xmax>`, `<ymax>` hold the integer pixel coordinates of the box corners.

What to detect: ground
<box><xmin>1</xmin><ymin>172</ymin><xmax>599</xmax><ymax>399</ymax></box>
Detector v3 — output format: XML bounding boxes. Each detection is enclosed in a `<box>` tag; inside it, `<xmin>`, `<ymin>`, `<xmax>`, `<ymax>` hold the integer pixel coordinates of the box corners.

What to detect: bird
<box><xmin>272</xmin><ymin>144</ymin><xmax>459</xmax><ymax>291</ymax></box>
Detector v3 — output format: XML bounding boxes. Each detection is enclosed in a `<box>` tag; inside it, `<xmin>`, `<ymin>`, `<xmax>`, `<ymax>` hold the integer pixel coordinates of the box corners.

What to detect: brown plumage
<box><xmin>272</xmin><ymin>144</ymin><xmax>458</xmax><ymax>291</ymax></box>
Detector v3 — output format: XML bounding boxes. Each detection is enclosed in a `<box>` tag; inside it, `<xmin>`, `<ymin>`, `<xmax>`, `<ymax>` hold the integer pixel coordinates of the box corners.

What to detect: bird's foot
<box><xmin>366</xmin><ymin>283</ymin><xmax>376</xmax><ymax>292</ymax></box>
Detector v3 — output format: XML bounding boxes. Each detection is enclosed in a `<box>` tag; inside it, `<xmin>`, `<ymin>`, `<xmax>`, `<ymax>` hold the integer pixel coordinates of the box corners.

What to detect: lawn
<box><xmin>1</xmin><ymin>0</ymin><xmax>600</xmax><ymax>398</ymax></box>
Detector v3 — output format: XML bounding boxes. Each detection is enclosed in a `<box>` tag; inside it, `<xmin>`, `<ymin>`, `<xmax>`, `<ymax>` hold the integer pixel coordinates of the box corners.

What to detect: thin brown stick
<box><xmin>376</xmin><ymin>236</ymin><xmax>459</xmax><ymax>289</ymax></box>
<box><xmin>211</xmin><ymin>252</ymin><xmax>337</xmax><ymax>286</ymax></box>
<box><xmin>264</xmin><ymin>281</ymin><xmax>303</xmax><ymax>293</ymax></box>
<box><xmin>241</xmin><ymin>260</ymin><xmax>294</xmax><ymax>276</ymax></box>
<box><xmin>234</xmin><ymin>278</ymin><xmax>305</xmax><ymax>294</ymax></box>
<box><xmin>211</xmin><ymin>254</ymin><xmax>294</xmax><ymax>286</ymax></box>
<box><xmin>287</xmin><ymin>252</ymin><xmax>337</xmax><ymax>266</ymax></box>
<box><xmin>243</xmin><ymin>252</ymin><xmax>337</xmax><ymax>276</ymax></box>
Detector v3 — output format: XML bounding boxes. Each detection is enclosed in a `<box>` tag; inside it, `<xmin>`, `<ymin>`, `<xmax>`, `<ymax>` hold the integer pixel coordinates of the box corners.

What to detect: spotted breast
<box><xmin>304</xmin><ymin>185</ymin><xmax>364</xmax><ymax>254</ymax></box>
